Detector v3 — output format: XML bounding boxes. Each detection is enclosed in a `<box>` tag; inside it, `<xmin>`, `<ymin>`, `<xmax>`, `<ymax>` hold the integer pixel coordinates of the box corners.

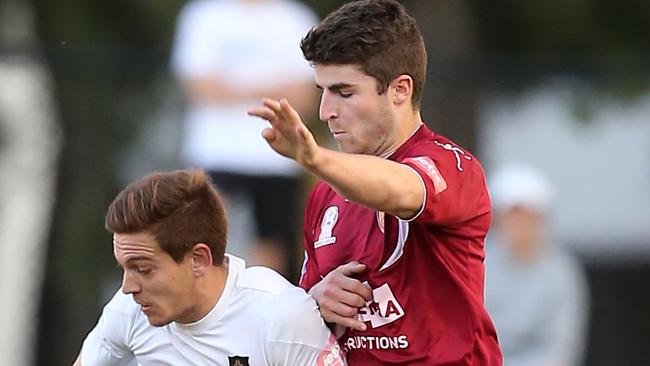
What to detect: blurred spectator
<box><xmin>485</xmin><ymin>164</ymin><xmax>590</xmax><ymax>366</ymax></box>
<box><xmin>171</xmin><ymin>0</ymin><xmax>318</xmax><ymax>280</ymax></box>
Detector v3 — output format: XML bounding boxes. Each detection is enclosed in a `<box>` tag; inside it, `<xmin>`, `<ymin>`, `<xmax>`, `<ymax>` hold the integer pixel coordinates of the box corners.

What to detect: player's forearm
<box><xmin>305</xmin><ymin>148</ymin><xmax>423</xmax><ymax>218</ymax></box>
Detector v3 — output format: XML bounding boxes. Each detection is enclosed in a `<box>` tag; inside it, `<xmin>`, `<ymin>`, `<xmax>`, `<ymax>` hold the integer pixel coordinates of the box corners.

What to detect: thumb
<box><xmin>261</xmin><ymin>127</ymin><xmax>276</xmax><ymax>143</ymax></box>
<box><xmin>337</xmin><ymin>261</ymin><xmax>367</xmax><ymax>276</ymax></box>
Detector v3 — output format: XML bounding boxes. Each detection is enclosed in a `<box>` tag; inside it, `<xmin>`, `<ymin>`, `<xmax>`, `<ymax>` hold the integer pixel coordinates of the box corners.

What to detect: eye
<box><xmin>136</xmin><ymin>267</ymin><xmax>152</xmax><ymax>275</ymax></box>
<box><xmin>339</xmin><ymin>91</ymin><xmax>353</xmax><ymax>98</ymax></box>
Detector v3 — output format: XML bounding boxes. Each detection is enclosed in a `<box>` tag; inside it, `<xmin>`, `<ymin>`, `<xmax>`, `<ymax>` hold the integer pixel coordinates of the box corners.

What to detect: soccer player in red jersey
<box><xmin>248</xmin><ymin>0</ymin><xmax>502</xmax><ymax>364</ymax></box>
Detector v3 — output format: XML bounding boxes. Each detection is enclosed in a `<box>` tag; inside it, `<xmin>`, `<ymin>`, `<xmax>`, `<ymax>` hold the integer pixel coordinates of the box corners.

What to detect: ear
<box><xmin>390</xmin><ymin>74</ymin><xmax>413</xmax><ymax>106</ymax></box>
<box><xmin>190</xmin><ymin>243</ymin><xmax>214</xmax><ymax>276</ymax></box>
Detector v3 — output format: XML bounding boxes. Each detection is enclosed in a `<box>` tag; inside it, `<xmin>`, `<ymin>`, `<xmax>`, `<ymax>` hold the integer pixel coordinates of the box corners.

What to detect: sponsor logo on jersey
<box><xmin>344</xmin><ymin>335</ymin><xmax>410</xmax><ymax>351</ymax></box>
<box><xmin>228</xmin><ymin>355</ymin><xmax>249</xmax><ymax>366</ymax></box>
<box><xmin>357</xmin><ymin>283</ymin><xmax>404</xmax><ymax>328</ymax></box>
<box><xmin>316</xmin><ymin>334</ymin><xmax>345</xmax><ymax>366</ymax></box>
<box><xmin>433</xmin><ymin>140</ymin><xmax>472</xmax><ymax>172</ymax></box>
<box><xmin>314</xmin><ymin>206</ymin><xmax>338</xmax><ymax>248</ymax></box>
<box><xmin>404</xmin><ymin>156</ymin><xmax>448</xmax><ymax>194</ymax></box>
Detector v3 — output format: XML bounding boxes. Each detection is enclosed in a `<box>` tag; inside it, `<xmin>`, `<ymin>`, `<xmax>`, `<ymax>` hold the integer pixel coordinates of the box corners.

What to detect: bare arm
<box><xmin>247</xmin><ymin>98</ymin><xmax>424</xmax><ymax>219</ymax></box>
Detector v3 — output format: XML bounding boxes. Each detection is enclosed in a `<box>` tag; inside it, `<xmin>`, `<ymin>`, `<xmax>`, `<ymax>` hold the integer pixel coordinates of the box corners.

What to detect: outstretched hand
<box><xmin>247</xmin><ymin>98</ymin><xmax>320</xmax><ymax>168</ymax></box>
<box><xmin>308</xmin><ymin>261</ymin><xmax>373</xmax><ymax>332</ymax></box>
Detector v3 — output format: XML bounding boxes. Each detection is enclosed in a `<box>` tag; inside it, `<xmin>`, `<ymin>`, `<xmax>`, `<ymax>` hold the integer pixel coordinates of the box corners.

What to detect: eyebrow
<box><xmin>316</xmin><ymin>82</ymin><xmax>355</xmax><ymax>92</ymax></box>
<box><xmin>116</xmin><ymin>257</ymin><xmax>154</xmax><ymax>269</ymax></box>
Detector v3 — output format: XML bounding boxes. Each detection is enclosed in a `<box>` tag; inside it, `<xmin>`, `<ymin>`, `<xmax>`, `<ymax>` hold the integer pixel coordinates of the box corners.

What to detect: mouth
<box><xmin>140</xmin><ymin>304</ymin><xmax>153</xmax><ymax>315</ymax></box>
<box><xmin>135</xmin><ymin>299</ymin><xmax>153</xmax><ymax>313</ymax></box>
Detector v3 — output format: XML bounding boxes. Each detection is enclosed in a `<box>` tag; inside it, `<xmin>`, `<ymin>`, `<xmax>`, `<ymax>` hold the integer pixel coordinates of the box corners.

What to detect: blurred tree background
<box><xmin>7</xmin><ymin>0</ymin><xmax>645</xmax><ymax>364</ymax></box>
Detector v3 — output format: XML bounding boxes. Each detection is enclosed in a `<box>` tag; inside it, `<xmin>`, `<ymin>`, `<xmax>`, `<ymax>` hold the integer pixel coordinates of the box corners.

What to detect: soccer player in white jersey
<box><xmin>72</xmin><ymin>169</ymin><xmax>344</xmax><ymax>366</ymax></box>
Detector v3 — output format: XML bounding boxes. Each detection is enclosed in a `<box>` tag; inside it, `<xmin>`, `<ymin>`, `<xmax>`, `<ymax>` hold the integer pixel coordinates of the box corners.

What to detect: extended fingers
<box><xmin>262</xmin><ymin>98</ymin><xmax>282</xmax><ymax>113</ymax></box>
<box><xmin>280</xmin><ymin>98</ymin><xmax>302</xmax><ymax>121</ymax></box>
<box><xmin>247</xmin><ymin>106</ymin><xmax>278</xmax><ymax>122</ymax></box>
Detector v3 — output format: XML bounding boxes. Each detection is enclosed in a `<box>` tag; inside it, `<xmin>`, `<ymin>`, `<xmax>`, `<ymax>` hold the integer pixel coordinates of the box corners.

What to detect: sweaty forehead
<box><xmin>113</xmin><ymin>232</ymin><xmax>159</xmax><ymax>263</ymax></box>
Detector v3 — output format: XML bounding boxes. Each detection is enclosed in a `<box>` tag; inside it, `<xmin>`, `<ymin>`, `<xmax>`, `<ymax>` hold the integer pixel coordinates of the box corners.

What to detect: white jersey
<box><xmin>80</xmin><ymin>255</ymin><xmax>344</xmax><ymax>366</ymax></box>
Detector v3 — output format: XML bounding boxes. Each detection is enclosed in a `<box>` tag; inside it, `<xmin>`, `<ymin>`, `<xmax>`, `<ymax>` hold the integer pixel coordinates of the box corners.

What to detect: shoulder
<box><xmin>103</xmin><ymin>288</ymin><xmax>141</xmax><ymax>319</ymax></box>
<box><xmin>265</xmin><ymin>286</ymin><xmax>329</xmax><ymax>344</ymax></box>
<box><xmin>403</xmin><ymin>131</ymin><xmax>487</xmax><ymax>185</ymax></box>
<box><xmin>235</xmin><ymin>266</ymin><xmax>328</xmax><ymax>340</ymax></box>
<box><xmin>101</xmin><ymin>289</ymin><xmax>152</xmax><ymax>339</ymax></box>
<box><xmin>236</xmin><ymin>265</ymin><xmax>293</xmax><ymax>296</ymax></box>
<box><xmin>82</xmin><ymin>288</ymin><xmax>144</xmax><ymax>357</ymax></box>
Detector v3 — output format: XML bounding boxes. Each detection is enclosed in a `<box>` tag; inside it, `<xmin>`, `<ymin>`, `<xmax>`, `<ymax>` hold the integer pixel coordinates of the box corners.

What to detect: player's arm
<box><xmin>247</xmin><ymin>98</ymin><xmax>424</xmax><ymax>219</ymax></box>
<box><xmin>74</xmin><ymin>290</ymin><xmax>136</xmax><ymax>366</ymax></box>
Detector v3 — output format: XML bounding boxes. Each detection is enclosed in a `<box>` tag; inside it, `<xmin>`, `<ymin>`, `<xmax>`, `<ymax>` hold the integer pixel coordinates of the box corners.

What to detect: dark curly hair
<box><xmin>301</xmin><ymin>0</ymin><xmax>426</xmax><ymax>109</ymax></box>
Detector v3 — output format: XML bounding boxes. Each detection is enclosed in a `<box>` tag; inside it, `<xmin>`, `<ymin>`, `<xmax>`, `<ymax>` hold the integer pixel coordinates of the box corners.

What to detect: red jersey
<box><xmin>300</xmin><ymin>125</ymin><xmax>502</xmax><ymax>365</ymax></box>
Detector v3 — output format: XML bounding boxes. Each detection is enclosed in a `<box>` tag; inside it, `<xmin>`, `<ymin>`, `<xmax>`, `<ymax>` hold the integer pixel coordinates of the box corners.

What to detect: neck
<box><xmin>380</xmin><ymin>109</ymin><xmax>423</xmax><ymax>158</ymax></box>
<box><xmin>184</xmin><ymin>262</ymin><xmax>229</xmax><ymax>323</ymax></box>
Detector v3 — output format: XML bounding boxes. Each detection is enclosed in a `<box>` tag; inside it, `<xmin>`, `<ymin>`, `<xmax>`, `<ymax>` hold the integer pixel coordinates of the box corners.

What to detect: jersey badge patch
<box><xmin>404</xmin><ymin>156</ymin><xmax>448</xmax><ymax>194</ymax></box>
<box><xmin>314</xmin><ymin>206</ymin><xmax>338</xmax><ymax>248</ymax></box>
<box><xmin>228</xmin><ymin>355</ymin><xmax>249</xmax><ymax>366</ymax></box>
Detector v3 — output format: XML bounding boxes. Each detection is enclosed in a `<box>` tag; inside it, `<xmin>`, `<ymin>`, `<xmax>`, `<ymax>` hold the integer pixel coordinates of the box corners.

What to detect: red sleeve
<box><xmin>401</xmin><ymin>142</ymin><xmax>490</xmax><ymax>227</ymax></box>
<box><xmin>299</xmin><ymin>184</ymin><xmax>322</xmax><ymax>291</ymax></box>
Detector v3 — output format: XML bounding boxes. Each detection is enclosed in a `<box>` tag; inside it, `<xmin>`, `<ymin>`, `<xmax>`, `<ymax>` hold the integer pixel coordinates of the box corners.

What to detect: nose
<box><xmin>121</xmin><ymin>270</ymin><xmax>141</xmax><ymax>294</ymax></box>
<box><xmin>319</xmin><ymin>90</ymin><xmax>338</xmax><ymax>122</ymax></box>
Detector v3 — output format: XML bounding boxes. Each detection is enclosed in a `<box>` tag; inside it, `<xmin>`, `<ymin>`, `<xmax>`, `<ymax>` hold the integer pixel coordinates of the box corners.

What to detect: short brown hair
<box><xmin>301</xmin><ymin>0</ymin><xmax>427</xmax><ymax>108</ymax></box>
<box><xmin>105</xmin><ymin>169</ymin><xmax>227</xmax><ymax>265</ymax></box>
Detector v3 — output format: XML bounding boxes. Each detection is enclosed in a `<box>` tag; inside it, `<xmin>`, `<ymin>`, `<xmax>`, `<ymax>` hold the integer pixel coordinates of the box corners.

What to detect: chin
<box><xmin>146</xmin><ymin>316</ymin><xmax>173</xmax><ymax>327</ymax></box>
<box><xmin>338</xmin><ymin>144</ymin><xmax>358</xmax><ymax>154</ymax></box>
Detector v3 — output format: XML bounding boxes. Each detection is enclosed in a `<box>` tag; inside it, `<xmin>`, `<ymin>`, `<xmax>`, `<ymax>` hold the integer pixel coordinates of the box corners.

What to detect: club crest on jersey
<box><xmin>357</xmin><ymin>283</ymin><xmax>404</xmax><ymax>328</ymax></box>
<box><xmin>228</xmin><ymin>355</ymin><xmax>249</xmax><ymax>366</ymax></box>
<box><xmin>314</xmin><ymin>206</ymin><xmax>338</xmax><ymax>248</ymax></box>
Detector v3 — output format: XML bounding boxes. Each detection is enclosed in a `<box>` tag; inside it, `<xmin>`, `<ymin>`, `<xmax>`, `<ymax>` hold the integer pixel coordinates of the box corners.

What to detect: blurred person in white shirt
<box><xmin>171</xmin><ymin>0</ymin><xmax>319</xmax><ymax>280</ymax></box>
<box><xmin>485</xmin><ymin>164</ymin><xmax>590</xmax><ymax>366</ymax></box>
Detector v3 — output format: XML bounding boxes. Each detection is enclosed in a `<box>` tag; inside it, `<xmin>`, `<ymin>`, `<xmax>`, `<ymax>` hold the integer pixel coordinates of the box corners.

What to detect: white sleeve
<box><xmin>80</xmin><ymin>290</ymin><xmax>135</xmax><ymax>366</ymax></box>
<box><xmin>265</xmin><ymin>287</ymin><xmax>346</xmax><ymax>366</ymax></box>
